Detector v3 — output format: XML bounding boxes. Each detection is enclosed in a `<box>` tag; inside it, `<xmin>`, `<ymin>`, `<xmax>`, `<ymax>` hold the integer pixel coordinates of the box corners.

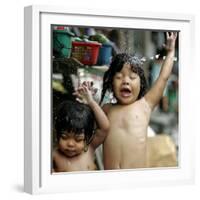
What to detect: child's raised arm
<box><xmin>145</xmin><ymin>32</ymin><xmax>177</xmax><ymax>109</ymax></box>
<box><xmin>73</xmin><ymin>81</ymin><xmax>109</xmax><ymax>148</ymax></box>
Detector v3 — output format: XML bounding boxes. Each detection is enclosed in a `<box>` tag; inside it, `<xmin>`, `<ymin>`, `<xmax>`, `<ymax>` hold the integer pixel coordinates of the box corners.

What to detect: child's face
<box><xmin>112</xmin><ymin>63</ymin><xmax>140</xmax><ymax>105</ymax></box>
<box><xmin>58</xmin><ymin>131</ymin><xmax>86</xmax><ymax>157</ymax></box>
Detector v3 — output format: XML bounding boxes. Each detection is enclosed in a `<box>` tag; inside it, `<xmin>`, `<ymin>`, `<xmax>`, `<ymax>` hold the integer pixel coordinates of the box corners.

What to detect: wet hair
<box><xmin>54</xmin><ymin>100</ymin><xmax>95</xmax><ymax>145</ymax></box>
<box><xmin>100</xmin><ymin>53</ymin><xmax>147</xmax><ymax>104</ymax></box>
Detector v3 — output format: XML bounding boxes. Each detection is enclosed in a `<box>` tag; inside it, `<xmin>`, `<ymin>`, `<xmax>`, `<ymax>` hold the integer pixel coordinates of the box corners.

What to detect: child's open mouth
<box><xmin>120</xmin><ymin>88</ymin><xmax>132</xmax><ymax>97</ymax></box>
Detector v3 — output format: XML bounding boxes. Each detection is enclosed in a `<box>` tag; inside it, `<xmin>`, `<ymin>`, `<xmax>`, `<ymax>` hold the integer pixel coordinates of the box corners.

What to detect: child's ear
<box><xmin>84</xmin><ymin>142</ymin><xmax>88</xmax><ymax>152</ymax></box>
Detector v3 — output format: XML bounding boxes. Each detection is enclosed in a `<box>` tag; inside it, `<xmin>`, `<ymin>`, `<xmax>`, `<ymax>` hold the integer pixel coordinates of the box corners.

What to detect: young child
<box><xmin>100</xmin><ymin>32</ymin><xmax>177</xmax><ymax>169</ymax></box>
<box><xmin>53</xmin><ymin>97</ymin><xmax>109</xmax><ymax>172</ymax></box>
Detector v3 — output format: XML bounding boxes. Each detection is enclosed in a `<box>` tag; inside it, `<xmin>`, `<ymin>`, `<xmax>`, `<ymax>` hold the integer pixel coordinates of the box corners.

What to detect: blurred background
<box><xmin>52</xmin><ymin>25</ymin><xmax>179</xmax><ymax>170</ymax></box>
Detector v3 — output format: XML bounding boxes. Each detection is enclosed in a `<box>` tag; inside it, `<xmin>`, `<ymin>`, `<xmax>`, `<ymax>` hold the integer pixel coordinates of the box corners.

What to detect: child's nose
<box><xmin>122</xmin><ymin>77</ymin><xmax>130</xmax><ymax>85</ymax></box>
<box><xmin>67</xmin><ymin>139</ymin><xmax>75</xmax><ymax>147</ymax></box>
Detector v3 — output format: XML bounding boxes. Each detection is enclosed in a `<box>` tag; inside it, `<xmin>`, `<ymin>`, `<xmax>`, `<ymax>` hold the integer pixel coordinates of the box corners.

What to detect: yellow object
<box><xmin>147</xmin><ymin>134</ymin><xmax>177</xmax><ymax>168</ymax></box>
<box><xmin>52</xmin><ymin>80</ymin><xmax>66</xmax><ymax>93</ymax></box>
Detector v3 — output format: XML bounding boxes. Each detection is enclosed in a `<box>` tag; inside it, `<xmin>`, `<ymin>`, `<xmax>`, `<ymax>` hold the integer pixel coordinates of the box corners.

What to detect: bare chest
<box><xmin>108</xmin><ymin>103</ymin><xmax>150</xmax><ymax>131</ymax></box>
<box><xmin>53</xmin><ymin>149</ymin><xmax>96</xmax><ymax>172</ymax></box>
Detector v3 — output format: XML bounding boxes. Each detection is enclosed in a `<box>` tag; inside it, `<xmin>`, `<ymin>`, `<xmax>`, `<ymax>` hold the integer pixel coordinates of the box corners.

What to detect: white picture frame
<box><xmin>24</xmin><ymin>5</ymin><xmax>195</xmax><ymax>194</ymax></box>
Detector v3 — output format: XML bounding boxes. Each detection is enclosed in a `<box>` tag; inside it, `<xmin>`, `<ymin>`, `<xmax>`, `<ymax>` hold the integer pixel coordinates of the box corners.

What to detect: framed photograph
<box><xmin>24</xmin><ymin>5</ymin><xmax>195</xmax><ymax>194</ymax></box>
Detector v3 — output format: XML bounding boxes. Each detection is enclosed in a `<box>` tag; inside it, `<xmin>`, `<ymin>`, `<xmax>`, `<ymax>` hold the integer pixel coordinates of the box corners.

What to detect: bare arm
<box><xmin>52</xmin><ymin>150</ymin><xmax>57</xmax><ymax>173</ymax></box>
<box><xmin>73</xmin><ymin>82</ymin><xmax>110</xmax><ymax>149</ymax></box>
<box><xmin>145</xmin><ymin>32</ymin><xmax>177</xmax><ymax>109</ymax></box>
<box><xmin>90</xmin><ymin>104</ymin><xmax>111</xmax><ymax>149</ymax></box>
<box><xmin>73</xmin><ymin>82</ymin><xmax>110</xmax><ymax>147</ymax></box>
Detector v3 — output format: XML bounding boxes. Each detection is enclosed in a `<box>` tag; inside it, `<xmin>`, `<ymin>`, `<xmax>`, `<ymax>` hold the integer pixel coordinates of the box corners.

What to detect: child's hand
<box><xmin>73</xmin><ymin>81</ymin><xmax>98</xmax><ymax>104</ymax></box>
<box><xmin>163</xmin><ymin>32</ymin><xmax>177</xmax><ymax>53</ymax></box>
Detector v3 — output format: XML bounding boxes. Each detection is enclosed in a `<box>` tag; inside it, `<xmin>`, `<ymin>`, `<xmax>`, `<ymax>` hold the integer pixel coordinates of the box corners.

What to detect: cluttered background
<box><xmin>52</xmin><ymin>25</ymin><xmax>179</xmax><ymax>169</ymax></box>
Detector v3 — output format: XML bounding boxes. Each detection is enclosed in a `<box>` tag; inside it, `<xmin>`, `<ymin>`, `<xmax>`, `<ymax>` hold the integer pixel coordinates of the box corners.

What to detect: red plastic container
<box><xmin>71</xmin><ymin>41</ymin><xmax>101</xmax><ymax>65</ymax></box>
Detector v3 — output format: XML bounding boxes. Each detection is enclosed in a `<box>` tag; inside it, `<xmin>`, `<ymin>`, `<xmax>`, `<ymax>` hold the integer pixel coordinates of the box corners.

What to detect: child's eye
<box><xmin>75</xmin><ymin>138</ymin><xmax>84</xmax><ymax>142</ymax></box>
<box><xmin>115</xmin><ymin>74</ymin><xmax>122</xmax><ymax>79</ymax></box>
<box><xmin>130</xmin><ymin>74</ymin><xmax>138</xmax><ymax>80</ymax></box>
<box><xmin>75</xmin><ymin>134</ymin><xmax>85</xmax><ymax>142</ymax></box>
<box><xmin>61</xmin><ymin>134</ymin><xmax>68</xmax><ymax>140</ymax></box>
<box><xmin>130</xmin><ymin>76</ymin><xmax>136</xmax><ymax>80</ymax></box>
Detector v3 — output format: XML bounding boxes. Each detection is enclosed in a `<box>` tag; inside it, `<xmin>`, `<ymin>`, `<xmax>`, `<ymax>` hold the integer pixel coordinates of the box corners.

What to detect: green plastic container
<box><xmin>53</xmin><ymin>29</ymin><xmax>74</xmax><ymax>58</ymax></box>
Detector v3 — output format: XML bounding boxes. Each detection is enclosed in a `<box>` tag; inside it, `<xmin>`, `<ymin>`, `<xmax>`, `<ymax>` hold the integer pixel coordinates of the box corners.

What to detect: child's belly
<box><xmin>103</xmin><ymin>128</ymin><xmax>147</xmax><ymax>169</ymax></box>
<box><xmin>103</xmin><ymin>99</ymin><xmax>151</xmax><ymax>170</ymax></box>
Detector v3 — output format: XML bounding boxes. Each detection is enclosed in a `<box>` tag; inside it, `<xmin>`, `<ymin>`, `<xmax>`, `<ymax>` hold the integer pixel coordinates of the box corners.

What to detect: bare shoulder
<box><xmin>52</xmin><ymin>148</ymin><xmax>60</xmax><ymax>160</ymax></box>
<box><xmin>141</xmin><ymin>96</ymin><xmax>153</xmax><ymax>112</ymax></box>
